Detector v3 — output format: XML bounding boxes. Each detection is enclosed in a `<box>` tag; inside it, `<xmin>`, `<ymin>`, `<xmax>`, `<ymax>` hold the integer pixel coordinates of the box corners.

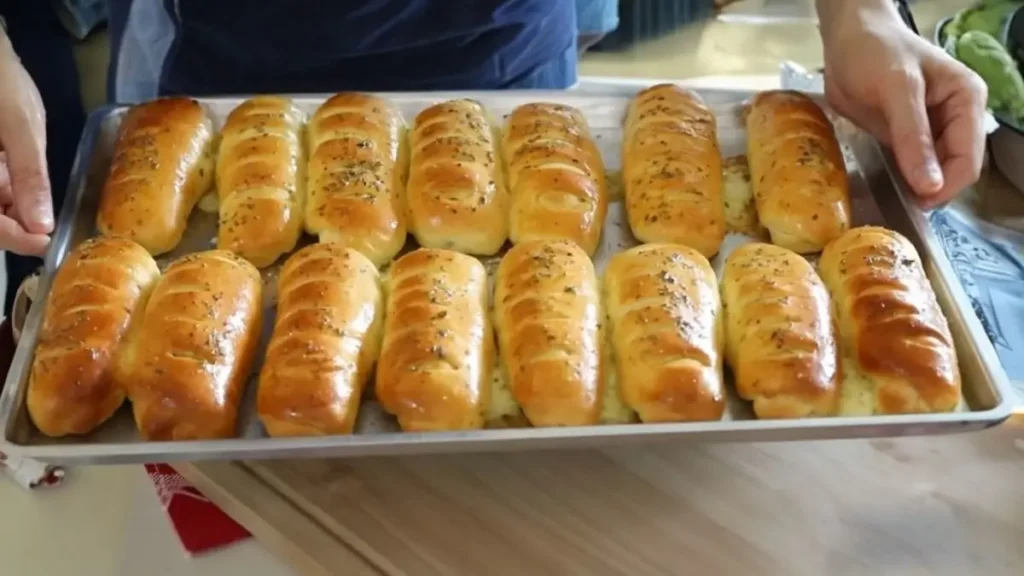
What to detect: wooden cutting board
<box><xmin>175</xmin><ymin>428</ymin><xmax>1024</xmax><ymax>576</ymax></box>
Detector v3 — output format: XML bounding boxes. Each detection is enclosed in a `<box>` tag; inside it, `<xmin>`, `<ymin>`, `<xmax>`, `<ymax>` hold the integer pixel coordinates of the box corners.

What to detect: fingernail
<box><xmin>915</xmin><ymin>161</ymin><xmax>943</xmax><ymax>193</ymax></box>
<box><xmin>33</xmin><ymin>204</ymin><xmax>54</xmax><ymax>231</ymax></box>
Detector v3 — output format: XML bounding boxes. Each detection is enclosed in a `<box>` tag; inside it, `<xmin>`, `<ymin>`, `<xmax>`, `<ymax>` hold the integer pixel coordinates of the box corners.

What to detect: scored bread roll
<box><xmin>406</xmin><ymin>99</ymin><xmax>508</xmax><ymax>255</ymax></box>
<box><xmin>502</xmin><ymin>103</ymin><xmax>607</xmax><ymax>256</ymax></box>
<box><xmin>117</xmin><ymin>250</ymin><xmax>263</xmax><ymax>440</ymax></box>
<box><xmin>306</xmin><ymin>93</ymin><xmax>409</xmax><ymax>267</ymax></box>
<box><xmin>217</xmin><ymin>96</ymin><xmax>307</xmax><ymax>268</ymax></box>
<box><xmin>604</xmin><ymin>243</ymin><xmax>725</xmax><ymax>422</ymax></box>
<box><xmin>819</xmin><ymin>226</ymin><xmax>961</xmax><ymax>415</ymax></box>
<box><xmin>27</xmin><ymin>237</ymin><xmax>160</xmax><ymax>437</ymax></box>
<box><xmin>258</xmin><ymin>244</ymin><xmax>384</xmax><ymax>437</ymax></box>
<box><xmin>494</xmin><ymin>240</ymin><xmax>602</xmax><ymax>426</ymax></box>
<box><xmin>97</xmin><ymin>97</ymin><xmax>214</xmax><ymax>255</ymax></box>
<box><xmin>623</xmin><ymin>84</ymin><xmax>726</xmax><ymax>258</ymax></box>
<box><xmin>721</xmin><ymin>243</ymin><xmax>839</xmax><ymax>418</ymax></box>
<box><xmin>376</xmin><ymin>248</ymin><xmax>493</xmax><ymax>431</ymax></box>
<box><xmin>746</xmin><ymin>90</ymin><xmax>851</xmax><ymax>253</ymax></box>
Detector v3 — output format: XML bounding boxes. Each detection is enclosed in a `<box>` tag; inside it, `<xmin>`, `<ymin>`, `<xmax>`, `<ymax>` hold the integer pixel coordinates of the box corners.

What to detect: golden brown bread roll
<box><xmin>257</xmin><ymin>244</ymin><xmax>383</xmax><ymax>437</ymax></box>
<box><xmin>746</xmin><ymin>90</ymin><xmax>851</xmax><ymax>253</ymax></box>
<box><xmin>375</xmin><ymin>248</ymin><xmax>494</xmax><ymax>431</ymax></box>
<box><xmin>721</xmin><ymin>243</ymin><xmax>839</xmax><ymax>418</ymax></box>
<box><xmin>217</xmin><ymin>96</ymin><xmax>307</xmax><ymax>268</ymax></box>
<box><xmin>26</xmin><ymin>237</ymin><xmax>160</xmax><ymax>437</ymax></box>
<box><xmin>603</xmin><ymin>243</ymin><xmax>725</xmax><ymax>422</ymax></box>
<box><xmin>623</xmin><ymin>84</ymin><xmax>726</xmax><ymax>258</ymax></box>
<box><xmin>502</xmin><ymin>103</ymin><xmax>607</xmax><ymax>256</ymax></box>
<box><xmin>406</xmin><ymin>99</ymin><xmax>508</xmax><ymax>255</ymax></box>
<box><xmin>819</xmin><ymin>226</ymin><xmax>961</xmax><ymax>415</ymax></box>
<box><xmin>97</xmin><ymin>97</ymin><xmax>214</xmax><ymax>255</ymax></box>
<box><xmin>306</xmin><ymin>93</ymin><xmax>409</xmax><ymax>267</ymax></box>
<box><xmin>117</xmin><ymin>250</ymin><xmax>263</xmax><ymax>440</ymax></box>
<box><xmin>494</xmin><ymin>240</ymin><xmax>602</xmax><ymax>426</ymax></box>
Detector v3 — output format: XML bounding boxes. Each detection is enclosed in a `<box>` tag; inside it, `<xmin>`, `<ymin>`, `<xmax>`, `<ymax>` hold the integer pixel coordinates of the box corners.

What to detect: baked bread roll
<box><xmin>97</xmin><ymin>97</ymin><xmax>214</xmax><ymax>255</ymax></box>
<box><xmin>494</xmin><ymin>240</ymin><xmax>602</xmax><ymax>426</ymax></box>
<box><xmin>306</xmin><ymin>93</ymin><xmax>408</xmax><ymax>267</ymax></box>
<box><xmin>117</xmin><ymin>250</ymin><xmax>263</xmax><ymax>440</ymax></box>
<box><xmin>819</xmin><ymin>226</ymin><xmax>961</xmax><ymax>415</ymax></box>
<box><xmin>623</xmin><ymin>84</ymin><xmax>726</xmax><ymax>258</ymax></box>
<box><xmin>721</xmin><ymin>243</ymin><xmax>839</xmax><ymax>418</ymax></box>
<box><xmin>406</xmin><ymin>99</ymin><xmax>508</xmax><ymax>255</ymax></box>
<box><xmin>604</xmin><ymin>243</ymin><xmax>724</xmax><ymax>422</ymax></box>
<box><xmin>376</xmin><ymin>248</ymin><xmax>494</xmax><ymax>431</ymax></box>
<box><xmin>26</xmin><ymin>237</ymin><xmax>160</xmax><ymax>437</ymax></box>
<box><xmin>502</xmin><ymin>103</ymin><xmax>607</xmax><ymax>256</ymax></box>
<box><xmin>217</xmin><ymin>96</ymin><xmax>307</xmax><ymax>268</ymax></box>
<box><xmin>258</xmin><ymin>244</ymin><xmax>383</xmax><ymax>436</ymax></box>
<box><xmin>746</xmin><ymin>90</ymin><xmax>851</xmax><ymax>253</ymax></box>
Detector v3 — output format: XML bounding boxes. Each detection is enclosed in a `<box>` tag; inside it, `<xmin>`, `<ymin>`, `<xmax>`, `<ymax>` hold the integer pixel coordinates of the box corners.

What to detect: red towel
<box><xmin>144</xmin><ymin>463</ymin><xmax>252</xmax><ymax>555</ymax></box>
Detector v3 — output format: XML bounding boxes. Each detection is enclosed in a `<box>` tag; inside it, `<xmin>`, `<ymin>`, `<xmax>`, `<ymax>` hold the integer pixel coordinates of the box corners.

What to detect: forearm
<box><xmin>816</xmin><ymin>0</ymin><xmax>902</xmax><ymax>43</ymax></box>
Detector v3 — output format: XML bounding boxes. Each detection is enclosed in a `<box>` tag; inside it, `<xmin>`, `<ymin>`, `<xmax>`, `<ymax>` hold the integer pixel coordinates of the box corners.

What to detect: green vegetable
<box><xmin>943</xmin><ymin>0</ymin><xmax>1023</xmax><ymax>54</ymax></box>
<box><xmin>961</xmin><ymin>1</ymin><xmax>1021</xmax><ymax>38</ymax></box>
<box><xmin>957</xmin><ymin>30</ymin><xmax>1024</xmax><ymax>121</ymax></box>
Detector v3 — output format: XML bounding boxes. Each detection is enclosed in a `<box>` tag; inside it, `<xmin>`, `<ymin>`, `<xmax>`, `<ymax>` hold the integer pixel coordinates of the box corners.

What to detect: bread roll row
<box><xmin>623</xmin><ymin>85</ymin><xmax>852</xmax><ymax>258</ymax></box>
<box><xmin>94</xmin><ymin>95</ymin><xmax>610</xmax><ymax>270</ymax></box>
<box><xmin>94</xmin><ymin>87</ymin><xmax>854</xmax><ymax>276</ymax></box>
<box><xmin>27</xmin><ymin>225</ymin><xmax>962</xmax><ymax>439</ymax></box>
<box><xmin>26</xmin><ymin>238</ymin><xmax>262</xmax><ymax>439</ymax></box>
<box><xmin>727</xmin><ymin>227</ymin><xmax>961</xmax><ymax>417</ymax></box>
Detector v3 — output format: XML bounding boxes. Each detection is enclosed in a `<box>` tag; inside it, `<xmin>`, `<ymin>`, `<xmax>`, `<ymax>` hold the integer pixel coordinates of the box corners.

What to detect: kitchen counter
<box><xmin>0</xmin><ymin>465</ymin><xmax>293</xmax><ymax>576</ymax></box>
<box><xmin>178</xmin><ymin>429</ymin><xmax>1024</xmax><ymax>576</ymax></box>
<box><xmin>4</xmin><ymin>429</ymin><xmax>1022</xmax><ymax>576</ymax></box>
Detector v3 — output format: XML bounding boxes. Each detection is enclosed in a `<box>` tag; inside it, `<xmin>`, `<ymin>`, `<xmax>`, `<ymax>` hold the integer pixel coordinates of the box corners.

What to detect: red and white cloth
<box><xmin>144</xmin><ymin>464</ymin><xmax>252</xmax><ymax>555</ymax></box>
<box><xmin>0</xmin><ymin>453</ymin><xmax>252</xmax><ymax>554</ymax></box>
<box><xmin>0</xmin><ymin>454</ymin><xmax>252</xmax><ymax>555</ymax></box>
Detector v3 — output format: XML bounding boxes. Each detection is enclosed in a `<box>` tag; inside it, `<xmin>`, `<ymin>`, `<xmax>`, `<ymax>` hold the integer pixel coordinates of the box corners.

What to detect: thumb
<box><xmin>4</xmin><ymin>123</ymin><xmax>53</xmax><ymax>234</ymax></box>
<box><xmin>881</xmin><ymin>74</ymin><xmax>944</xmax><ymax>196</ymax></box>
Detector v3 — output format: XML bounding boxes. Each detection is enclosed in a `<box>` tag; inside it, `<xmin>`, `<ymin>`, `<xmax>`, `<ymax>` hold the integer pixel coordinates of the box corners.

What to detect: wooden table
<box><xmin>176</xmin><ymin>427</ymin><xmax>1024</xmax><ymax>576</ymax></box>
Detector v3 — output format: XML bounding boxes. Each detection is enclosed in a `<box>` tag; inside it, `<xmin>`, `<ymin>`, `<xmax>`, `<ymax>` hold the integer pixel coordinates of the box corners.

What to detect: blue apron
<box><xmin>108</xmin><ymin>0</ymin><xmax>578</xmax><ymax>102</ymax></box>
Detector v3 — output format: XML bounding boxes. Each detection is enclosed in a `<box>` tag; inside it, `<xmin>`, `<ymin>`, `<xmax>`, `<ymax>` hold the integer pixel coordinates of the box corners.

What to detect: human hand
<box><xmin>0</xmin><ymin>33</ymin><xmax>52</xmax><ymax>256</ymax></box>
<box><xmin>820</xmin><ymin>2</ymin><xmax>988</xmax><ymax>209</ymax></box>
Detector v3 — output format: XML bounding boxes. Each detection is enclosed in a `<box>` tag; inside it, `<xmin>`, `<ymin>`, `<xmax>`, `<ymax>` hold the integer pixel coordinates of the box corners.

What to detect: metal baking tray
<box><xmin>0</xmin><ymin>83</ymin><xmax>1014</xmax><ymax>464</ymax></box>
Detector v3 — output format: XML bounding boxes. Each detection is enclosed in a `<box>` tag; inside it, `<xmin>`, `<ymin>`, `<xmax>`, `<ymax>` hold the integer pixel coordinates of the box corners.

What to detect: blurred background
<box><xmin>579</xmin><ymin>0</ymin><xmax>960</xmax><ymax>78</ymax></box>
<box><xmin>69</xmin><ymin>1</ymin><xmax>964</xmax><ymax>109</ymax></box>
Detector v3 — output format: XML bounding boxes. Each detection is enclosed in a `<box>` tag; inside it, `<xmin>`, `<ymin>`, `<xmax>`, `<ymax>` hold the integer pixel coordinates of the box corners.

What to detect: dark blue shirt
<box><xmin>108</xmin><ymin>0</ymin><xmax>578</xmax><ymax>102</ymax></box>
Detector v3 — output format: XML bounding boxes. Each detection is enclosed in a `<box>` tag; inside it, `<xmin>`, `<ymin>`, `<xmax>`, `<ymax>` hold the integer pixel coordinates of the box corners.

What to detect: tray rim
<box><xmin>0</xmin><ymin>81</ymin><xmax>1014</xmax><ymax>465</ymax></box>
